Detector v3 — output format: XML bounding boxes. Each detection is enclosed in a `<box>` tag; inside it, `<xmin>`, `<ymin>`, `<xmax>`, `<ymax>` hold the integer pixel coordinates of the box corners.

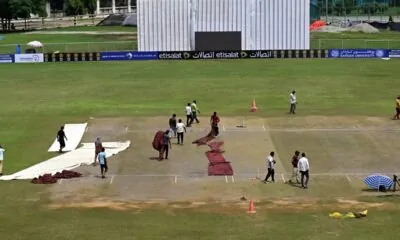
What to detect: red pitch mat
<box><xmin>193</xmin><ymin>132</ymin><xmax>234</xmax><ymax>176</ymax></box>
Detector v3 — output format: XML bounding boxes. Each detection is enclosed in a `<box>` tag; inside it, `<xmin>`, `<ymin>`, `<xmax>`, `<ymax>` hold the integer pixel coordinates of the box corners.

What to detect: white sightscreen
<box><xmin>137</xmin><ymin>0</ymin><xmax>310</xmax><ymax>51</ymax></box>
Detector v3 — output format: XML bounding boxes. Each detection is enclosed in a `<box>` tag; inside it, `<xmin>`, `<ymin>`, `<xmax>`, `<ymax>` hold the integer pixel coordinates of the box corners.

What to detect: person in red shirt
<box><xmin>288</xmin><ymin>150</ymin><xmax>300</xmax><ymax>184</ymax></box>
<box><xmin>210</xmin><ymin>112</ymin><xmax>220</xmax><ymax>136</ymax></box>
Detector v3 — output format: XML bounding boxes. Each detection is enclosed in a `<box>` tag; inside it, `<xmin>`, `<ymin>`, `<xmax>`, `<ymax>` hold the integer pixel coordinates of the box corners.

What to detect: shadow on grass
<box><xmin>286</xmin><ymin>182</ymin><xmax>306</xmax><ymax>189</ymax></box>
<box><xmin>358</xmin><ymin>193</ymin><xmax>400</xmax><ymax>203</ymax></box>
<box><xmin>361</xmin><ymin>189</ymin><xmax>381</xmax><ymax>192</ymax></box>
<box><xmin>361</xmin><ymin>188</ymin><xmax>397</xmax><ymax>193</ymax></box>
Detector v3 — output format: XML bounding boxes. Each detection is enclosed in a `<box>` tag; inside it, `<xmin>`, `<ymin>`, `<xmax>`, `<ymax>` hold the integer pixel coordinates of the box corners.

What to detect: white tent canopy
<box><xmin>27</xmin><ymin>41</ymin><xmax>43</xmax><ymax>48</ymax></box>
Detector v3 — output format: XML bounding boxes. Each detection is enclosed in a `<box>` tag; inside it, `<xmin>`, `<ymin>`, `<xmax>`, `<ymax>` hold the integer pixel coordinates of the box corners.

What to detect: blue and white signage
<box><xmin>328</xmin><ymin>49</ymin><xmax>389</xmax><ymax>58</ymax></box>
<box><xmin>100</xmin><ymin>51</ymin><xmax>159</xmax><ymax>61</ymax></box>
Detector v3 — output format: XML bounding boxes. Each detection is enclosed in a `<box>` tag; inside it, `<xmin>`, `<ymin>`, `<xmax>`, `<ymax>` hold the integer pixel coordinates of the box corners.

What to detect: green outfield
<box><xmin>0</xmin><ymin>26</ymin><xmax>400</xmax><ymax>53</ymax></box>
<box><xmin>1</xmin><ymin>56</ymin><xmax>400</xmax><ymax>239</ymax></box>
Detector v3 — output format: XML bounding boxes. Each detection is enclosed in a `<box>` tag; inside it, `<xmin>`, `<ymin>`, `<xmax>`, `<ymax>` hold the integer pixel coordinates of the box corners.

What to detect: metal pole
<box><xmin>325</xmin><ymin>0</ymin><xmax>328</xmax><ymax>22</ymax></box>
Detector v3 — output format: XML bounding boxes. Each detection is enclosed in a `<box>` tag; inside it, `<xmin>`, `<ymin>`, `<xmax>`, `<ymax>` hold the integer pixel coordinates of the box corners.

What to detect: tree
<box><xmin>65</xmin><ymin>0</ymin><xmax>85</xmax><ymax>16</ymax></box>
<box><xmin>31</xmin><ymin>0</ymin><xmax>47</xmax><ymax>17</ymax></box>
<box><xmin>83</xmin><ymin>0</ymin><xmax>96</xmax><ymax>14</ymax></box>
<box><xmin>0</xmin><ymin>0</ymin><xmax>12</xmax><ymax>31</ymax></box>
<box><xmin>334</xmin><ymin>0</ymin><xmax>354</xmax><ymax>16</ymax></box>
<box><xmin>50</xmin><ymin>0</ymin><xmax>64</xmax><ymax>11</ymax></box>
<box><xmin>10</xmin><ymin>0</ymin><xmax>32</xmax><ymax>29</ymax></box>
<box><xmin>0</xmin><ymin>0</ymin><xmax>46</xmax><ymax>31</ymax></box>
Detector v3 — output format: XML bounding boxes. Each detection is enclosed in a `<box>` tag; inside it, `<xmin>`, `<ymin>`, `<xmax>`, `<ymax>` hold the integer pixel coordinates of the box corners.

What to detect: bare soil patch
<box><xmin>48</xmin><ymin>116</ymin><xmax>400</xmax><ymax>210</ymax></box>
<box><xmin>47</xmin><ymin>197</ymin><xmax>398</xmax><ymax>214</ymax></box>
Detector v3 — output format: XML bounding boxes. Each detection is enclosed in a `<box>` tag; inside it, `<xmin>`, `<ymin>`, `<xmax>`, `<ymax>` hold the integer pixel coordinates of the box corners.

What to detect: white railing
<box><xmin>0</xmin><ymin>39</ymin><xmax>399</xmax><ymax>53</ymax></box>
<box><xmin>312</xmin><ymin>39</ymin><xmax>400</xmax><ymax>49</ymax></box>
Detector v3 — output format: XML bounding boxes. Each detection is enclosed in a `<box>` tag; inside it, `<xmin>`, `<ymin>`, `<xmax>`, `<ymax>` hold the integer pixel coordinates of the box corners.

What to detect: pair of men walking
<box><xmin>169</xmin><ymin>114</ymin><xmax>187</xmax><ymax>145</ymax></box>
<box><xmin>185</xmin><ymin>100</ymin><xmax>200</xmax><ymax>127</ymax></box>
<box><xmin>288</xmin><ymin>151</ymin><xmax>310</xmax><ymax>189</ymax></box>
<box><xmin>263</xmin><ymin>151</ymin><xmax>310</xmax><ymax>189</ymax></box>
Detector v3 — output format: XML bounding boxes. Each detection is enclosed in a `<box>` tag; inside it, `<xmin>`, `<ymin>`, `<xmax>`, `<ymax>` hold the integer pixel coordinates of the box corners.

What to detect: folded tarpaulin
<box><xmin>329</xmin><ymin>210</ymin><xmax>368</xmax><ymax>219</ymax></box>
<box><xmin>367</xmin><ymin>21</ymin><xmax>389</xmax><ymax>30</ymax></box>
<box><xmin>152</xmin><ymin>131</ymin><xmax>164</xmax><ymax>151</ymax></box>
<box><xmin>389</xmin><ymin>22</ymin><xmax>400</xmax><ymax>32</ymax></box>
<box><xmin>208</xmin><ymin>162</ymin><xmax>233</xmax><ymax>176</ymax></box>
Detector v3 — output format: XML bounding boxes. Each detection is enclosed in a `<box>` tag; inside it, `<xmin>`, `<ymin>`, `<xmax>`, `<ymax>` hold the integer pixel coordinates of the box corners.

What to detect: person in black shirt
<box><xmin>57</xmin><ymin>126</ymin><xmax>68</xmax><ymax>153</ymax></box>
<box><xmin>169</xmin><ymin>114</ymin><xmax>177</xmax><ymax>138</ymax></box>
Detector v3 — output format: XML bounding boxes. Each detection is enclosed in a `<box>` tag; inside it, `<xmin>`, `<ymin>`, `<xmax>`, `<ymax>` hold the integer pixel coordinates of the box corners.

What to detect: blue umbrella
<box><xmin>364</xmin><ymin>175</ymin><xmax>393</xmax><ymax>190</ymax></box>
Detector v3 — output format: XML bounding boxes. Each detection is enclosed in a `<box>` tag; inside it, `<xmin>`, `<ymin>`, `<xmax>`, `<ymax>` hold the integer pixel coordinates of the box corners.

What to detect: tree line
<box><xmin>318</xmin><ymin>0</ymin><xmax>400</xmax><ymax>15</ymax></box>
<box><xmin>0</xmin><ymin>0</ymin><xmax>96</xmax><ymax>31</ymax></box>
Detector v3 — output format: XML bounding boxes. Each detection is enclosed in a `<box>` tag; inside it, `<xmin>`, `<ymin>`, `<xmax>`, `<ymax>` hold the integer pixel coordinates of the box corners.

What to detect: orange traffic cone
<box><xmin>250</xmin><ymin>99</ymin><xmax>257</xmax><ymax>112</ymax></box>
<box><xmin>247</xmin><ymin>200</ymin><xmax>256</xmax><ymax>214</ymax></box>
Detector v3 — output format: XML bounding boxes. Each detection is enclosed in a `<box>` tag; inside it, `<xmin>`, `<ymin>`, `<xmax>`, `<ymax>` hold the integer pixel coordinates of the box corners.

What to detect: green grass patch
<box><xmin>0</xmin><ymin>26</ymin><xmax>137</xmax><ymax>53</ymax></box>
<box><xmin>0</xmin><ymin>59</ymin><xmax>398</xmax><ymax>171</ymax></box>
<box><xmin>40</xmin><ymin>26</ymin><xmax>137</xmax><ymax>32</ymax></box>
<box><xmin>0</xmin><ymin>59</ymin><xmax>399</xmax><ymax>239</ymax></box>
<box><xmin>1</xmin><ymin>28</ymin><xmax>400</xmax><ymax>53</ymax></box>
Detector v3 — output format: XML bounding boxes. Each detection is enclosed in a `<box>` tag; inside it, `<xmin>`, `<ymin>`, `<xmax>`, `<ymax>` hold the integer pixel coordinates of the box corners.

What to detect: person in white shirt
<box><xmin>185</xmin><ymin>103</ymin><xmax>193</xmax><ymax>127</ymax></box>
<box><xmin>263</xmin><ymin>151</ymin><xmax>276</xmax><ymax>183</ymax></box>
<box><xmin>176</xmin><ymin>119</ymin><xmax>186</xmax><ymax>145</ymax></box>
<box><xmin>297</xmin><ymin>152</ymin><xmax>310</xmax><ymax>189</ymax></box>
<box><xmin>289</xmin><ymin>90</ymin><xmax>297</xmax><ymax>114</ymax></box>
<box><xmin>0</xmin><ymin>145</ymin><xmax>5</xmax><ymax>175</ymax></box>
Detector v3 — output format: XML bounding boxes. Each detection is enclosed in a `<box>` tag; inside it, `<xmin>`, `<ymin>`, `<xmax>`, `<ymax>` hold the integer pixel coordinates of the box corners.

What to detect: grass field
<box><xmin>1</xmin><ymin>26</ymin><xmax>400</xmax><ymax>53</ymax></box>
<box><xmin>1</xmin><ymin>58</ymin><xmax>400</xmax><ymax>239</ymax></box>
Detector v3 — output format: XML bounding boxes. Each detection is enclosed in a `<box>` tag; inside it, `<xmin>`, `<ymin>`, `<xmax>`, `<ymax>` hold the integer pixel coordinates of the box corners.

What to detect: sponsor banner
<box><xmin>0</xmin><ymin>54</ymin><xmax>14</xmax><ymax>63</ymax></box>
<box><xmin>100</xmin><ymin>51</ymin><xmax>159</xmax><ymax>61</ymax></box>
<box><xmin>389</xmin><ymin>50</ymin><xmax>400</xmax><ymax>58</ymax></box>
<box><xmin>45</xmin><ymin>52</ymin><xmax>100</xmax><ymax>62</ymax></box>
<box><xmin>158</xmin><ymin>50</ymin><xmax>274</xmax><ymax>60</ymax></box>
<box><xmin>328</xmin><ymin>49</ymin><xmax>389</xmax><ymax>58</ymax></box>
<box><xmin>14</xmin><ymin>54</ymin><xmax>44</xmax><ymax>63</ymax></box>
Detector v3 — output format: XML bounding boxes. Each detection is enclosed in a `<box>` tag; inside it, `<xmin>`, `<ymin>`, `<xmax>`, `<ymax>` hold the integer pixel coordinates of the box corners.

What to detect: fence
<box><xmin>1</xmin><ymin>39</ymin><xmax>400</xmax><ymax>54</ymax></box>
<box><xmin>316</xmin><ymin>1</ymin><xmax>400</xmax><ymax>23</ymax></box>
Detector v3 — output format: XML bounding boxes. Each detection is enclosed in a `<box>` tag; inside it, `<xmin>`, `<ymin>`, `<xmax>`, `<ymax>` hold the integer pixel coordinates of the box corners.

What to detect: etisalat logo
<box><xmin>240</xmin><ymin>51</ymin><xmax>273</xmax><ymax>58</ymax></box>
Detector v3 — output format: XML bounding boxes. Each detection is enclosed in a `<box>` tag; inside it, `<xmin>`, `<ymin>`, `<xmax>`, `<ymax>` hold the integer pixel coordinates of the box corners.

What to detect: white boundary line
<box><xmin>58</xmin><ymin>178</ymin><xmax>63</xmax><ymax>184</ymax></box>
<box><xmin>110</xmin><ymin>175</ymin><xmax>114</xmax><ymax>184</ymax></box>
<box><xmin>346</xmin><ymin>175</ymin><xmax>352</xmax><ymax>183</ymax></box>
<box><xmin>125</xmin><ymin>127</ymin><xmax>128</xmax><ymax>132</ymax></box>
<box><xmin>262</xmin><ymin>125</ymin><xmax>266</xmax><ymax>131</ymax></box>
<box><xmin>281</xmin><ymin>174</ymin><xmax>285</xmax><ymax>182</ymax></box>
<box><xmin>231</xmin><ymin>176</ymin><xmax>235</xmax><ymax>183</ymax></box>
<box><xmin>225</xmin><ymin>176</ymin><xmax>228</xmax><ymax>183</ymax></box>
<box><xmin>84</xmin><ymin>127</ymin><xmax>400</xmax><ymax>134</ymax></box>
<box><xmin>174</xmin><ymin>175</ymin><xmax>178</xmax><ymax>184</ymax></box>
<box><xmin>69</xmin><ymin>172</ymin><xmax>399</xmax><ymax>178</ymax></box>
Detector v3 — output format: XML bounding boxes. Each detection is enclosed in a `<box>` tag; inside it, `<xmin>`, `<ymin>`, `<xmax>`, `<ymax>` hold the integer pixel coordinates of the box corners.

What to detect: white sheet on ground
<box><xmin>47</xmin><ymin>123</ymin><xmax>87</xmax><ymax>152</ymax></box>
<box><xmin>0</xmin><ymin>141</ymin><xmax>130</xmax><ymax>180</ymax></box>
